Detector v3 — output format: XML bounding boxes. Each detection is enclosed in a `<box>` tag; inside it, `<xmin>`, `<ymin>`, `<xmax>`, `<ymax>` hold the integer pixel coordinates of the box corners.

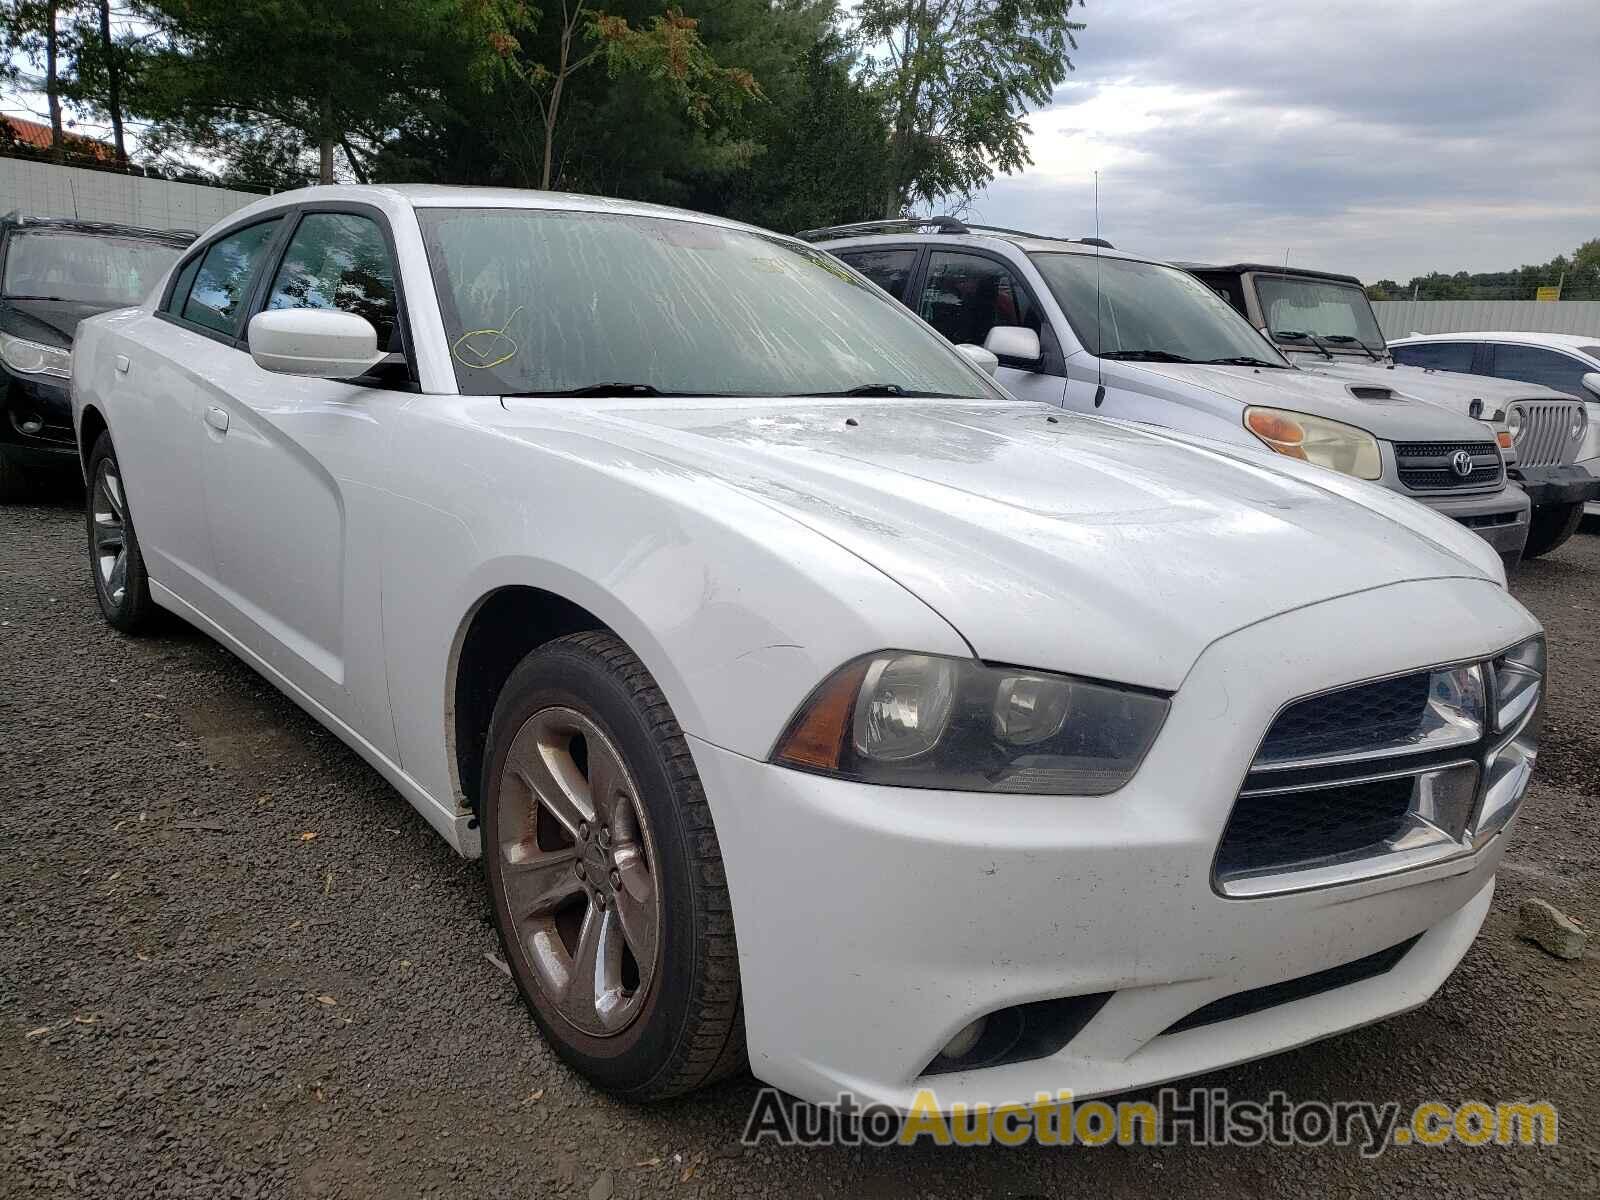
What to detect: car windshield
<box><xmin>1254</xmin><ymin>275</ymin><xmax>1386</xmax><ymax>349</ymax></box>
<box><xmin>1029</xmin><ymin>252</ymin><xmax>1288</xmax><ymax>367</ymax></box>
<box><xmin>2</xmin><ymin>230</ymin><xmax>183</xmax><ymax>306</ymax></box>
<box><xmin>417</xmin><ymin>207</ymin><xmax>998</xmax><ymax>398</ymax></box>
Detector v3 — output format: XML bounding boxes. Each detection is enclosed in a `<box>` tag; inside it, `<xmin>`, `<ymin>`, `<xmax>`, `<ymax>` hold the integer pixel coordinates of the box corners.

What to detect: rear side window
<box><xmin>1488</xmin><ymin>343</ymin><xmax>1591</xmax><ymax>398</ymax></box>
<box><xmin>162</xmin><ymin>255</ymin><xmax>202</xmax><ymax>316</ymax></box>
<box><xmin>1391</xmin><ymin>341</ymin><xmax>1476</xmax><ymax>373</ymax></box>
<box><xmin>182</xmin><ymin>219</ymin><xmax>281</xmax><ymax>336</ymax></box>
<box><xmin>918</xmin><ymin>251</ymin><xmax>1041</xmax><ymax>347</ymax></box>
<box><xmin>836</xmin><ymin>249</ymin><xmax>917</xmax><ymax>300</ymax></box>
<box><xmin>264</xmin><ymin>212</ymin><xmax>399</xmax><ymax>349</ymax></box>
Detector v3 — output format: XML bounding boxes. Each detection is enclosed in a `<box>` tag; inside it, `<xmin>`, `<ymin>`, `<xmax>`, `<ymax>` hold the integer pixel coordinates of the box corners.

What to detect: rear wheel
<box><xmin>481</xmin><ymin>631</ymin><xmax>745</xmax><ymax>1099</ymax></box>
<box><xmin>86</xmin><ymin>433</ymin><xmax>158</xmax><ymax>633</ymax></box>
<box><xmin>1523</xmin><ymin>501</ymin><xmax>1584</xmax><ymax>559</ymax></box>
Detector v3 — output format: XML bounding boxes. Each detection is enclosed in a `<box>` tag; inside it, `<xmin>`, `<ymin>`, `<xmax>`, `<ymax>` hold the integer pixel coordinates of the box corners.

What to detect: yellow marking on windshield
<box><xmin>452</xmin><ymin>305</ymin><xmax>524</xmax><ymax>369</ymax></box>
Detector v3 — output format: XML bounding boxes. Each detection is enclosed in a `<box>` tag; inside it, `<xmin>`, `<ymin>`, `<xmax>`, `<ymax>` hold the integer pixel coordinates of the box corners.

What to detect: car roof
<box><xmin>209</xmin><ymin>183</ymin><xmax>783</xmax><ymax>241</ymax></box>
<box><xmin>1391</xmin><ymin>331</ymin><xmax>1600</xmax><ymax>353</ymax></box>
<box><xmin>0</xmin><ymin>210</ymin><xmax>196</xmax><ymax>246</ymax></box>
<box><xmin>815</xmin><ymin>228</ymin><xmax>1159</xmax><ymax>269</ymax></box>
<box><xmin>1176</xmin><ymin>261</ymin><xmax>1366</xmax><ymax>287</ymax></box>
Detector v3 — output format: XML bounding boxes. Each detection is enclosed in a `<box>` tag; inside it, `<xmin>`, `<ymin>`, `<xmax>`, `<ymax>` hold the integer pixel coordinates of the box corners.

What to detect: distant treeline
<box><xmin>1367</xmin><ymin>240</ymin><xmax>1600</xmax><ymax>302</ymax></box>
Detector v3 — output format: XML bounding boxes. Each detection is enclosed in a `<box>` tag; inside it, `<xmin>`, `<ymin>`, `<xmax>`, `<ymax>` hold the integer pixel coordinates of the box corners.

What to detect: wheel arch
<box><xmin>77</xmin><ymin>403</ymin><xmax>109</xmax><ymax>480</ymax></box>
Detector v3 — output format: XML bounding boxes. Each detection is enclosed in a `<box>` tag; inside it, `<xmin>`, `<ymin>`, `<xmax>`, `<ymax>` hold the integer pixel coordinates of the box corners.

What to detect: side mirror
<box><xmin>957</xmin><ymin>343</ymin><xmax>1000</xmax><ymax>376</ymax></box>
<box><xmin>248</xmin><ymin>309</ymin><xmax>385</xmax><ymax>378</ymax></box>
<box><xmin>1582</xmin><ymin>371</ymin><xmax>1600</xmax><ymax>400</ymax></box>
<box><xmin>984</xmin><ymin>325</ymin><xmax>1041</xmax><ymax>364</ymax></box>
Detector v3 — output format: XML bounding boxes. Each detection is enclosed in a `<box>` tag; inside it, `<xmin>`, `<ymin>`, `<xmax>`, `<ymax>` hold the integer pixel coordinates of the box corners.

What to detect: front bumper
<box><xmin>1511</xmin><ymin>463</ymin><xmax>1600</xmax><ymax>507</ymax></box>
<box><xmin>1412</xmin><ymin>484</ymin><xmax>1529</xmax><ymax>572</ymax></box>
<box><xmin>693</xmin><ymin>577</ymin><xmax>1539</xmax><ymax>1110</ymax></box>
<box><xmin>1</xmin><ymin>372</ymin><xmax>77</xmax><ymax>467</ymax></box>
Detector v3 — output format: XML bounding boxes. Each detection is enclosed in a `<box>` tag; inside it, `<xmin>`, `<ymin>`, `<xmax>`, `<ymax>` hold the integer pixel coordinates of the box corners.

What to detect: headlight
<box><xmin>1243</xmin><ymin>406</ymin><xmax>1382</xmax><ymax>480</ymax></box>
<box><xmin>1506</xmin><ymin>405</ymin><xmax>1524</xmax><ymax>440</ymax></box>
<box><xmin>773</xmin><ymin>651</ymin><xmax>1171</xmax><ymax>795</ymax></box>
<box><xmin>1491</xmin><ymin>635</ymin><xmax>1544</xmax><ymax>733</ymax></box>
<box><xmin>0</xmin><ymin>330</ymin><xmax>72</xmax><ymax>378</ymax></box>
<box><xmin>1572</xmin><ymin>404</ymin><xmax>1588</xmax><ymax>442</ymax></box>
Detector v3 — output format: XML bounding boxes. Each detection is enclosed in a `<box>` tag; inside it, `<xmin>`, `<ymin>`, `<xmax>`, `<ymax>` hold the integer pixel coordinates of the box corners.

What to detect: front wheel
<box><xmin>86</xmin><ymin>433</ymin><xmax>159</xmax><ymax>633</ymax></box>
<box><xmin>481</xmin><ymin>631</ymin><xmax>745</xmax><ymax>1099</ymax></box>
<box><xmin>1523</xmin><ymin>501</ymin><xmax>1584</xmax><ymax>559</ymax></box>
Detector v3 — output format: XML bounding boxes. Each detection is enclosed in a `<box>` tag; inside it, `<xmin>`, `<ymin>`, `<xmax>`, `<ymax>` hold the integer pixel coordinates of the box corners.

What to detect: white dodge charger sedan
<box><xmin>72</xmin><ymin>186</ymin><xmax>1544</xmax><ymax>1110</ymax></box>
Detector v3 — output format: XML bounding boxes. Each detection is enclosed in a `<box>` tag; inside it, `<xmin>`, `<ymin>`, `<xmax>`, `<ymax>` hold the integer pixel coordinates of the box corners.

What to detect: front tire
<box><xmin>1523</xmin><ymin>501</ymin><xmax>1584</xmax><ymax>559</ymax></box>
<box><xmin>86</xmin><ymin>433</ymin><xmax>158</xmax><ymax>633</ymax></box>
<box><xmin>482</xmin><ymin>631</ymin><xmax>745</xmax><ymax>1099</ymax></box>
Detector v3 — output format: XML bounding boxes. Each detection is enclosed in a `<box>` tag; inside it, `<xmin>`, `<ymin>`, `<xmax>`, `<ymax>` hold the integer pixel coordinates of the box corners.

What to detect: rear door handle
<box><xmin>114</xmin><ymin>354</ymin><xmax>130</xmax><ymax>374</ymax></box>
<box><xmin>204</xmin><ymin>406</ymin><xmax>229</xmax><ymax>433</ymax></box>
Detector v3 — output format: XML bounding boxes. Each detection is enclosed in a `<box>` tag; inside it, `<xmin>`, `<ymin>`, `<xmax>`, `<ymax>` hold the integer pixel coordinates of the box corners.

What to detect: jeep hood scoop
<box><xmin>500</xmin><ymin>397</ymin><xmax>1497</xmax><ymax>690</ymax></box>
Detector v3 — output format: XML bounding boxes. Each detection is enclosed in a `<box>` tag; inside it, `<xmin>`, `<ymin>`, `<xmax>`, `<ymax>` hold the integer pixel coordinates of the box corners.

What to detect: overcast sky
<box><xmin>969</xmin><ymin>0</ymin><xmax>1600</xmax><ymax>282</ymax></box>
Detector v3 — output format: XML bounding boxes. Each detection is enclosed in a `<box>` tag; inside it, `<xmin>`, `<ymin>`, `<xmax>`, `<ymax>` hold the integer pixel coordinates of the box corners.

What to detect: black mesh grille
<box><xmin>1394</xmin><ymin>441</ymin><xmax>1502</xmax><ymax>491</ymax></box>
<box><xmin>1215</xmin><ymin>776</ymin><xmax>1415</xmax><ymax>877</ymax></box>
<box><xmin>1258</xmin><ymin>672</ymin><xmax>1431</xmax><ymax>764</ymax></box>
<box><xmin>1163</xmin><ymin>935</ymin><xmax>1422</xmax><ymax>1034</ymax></box>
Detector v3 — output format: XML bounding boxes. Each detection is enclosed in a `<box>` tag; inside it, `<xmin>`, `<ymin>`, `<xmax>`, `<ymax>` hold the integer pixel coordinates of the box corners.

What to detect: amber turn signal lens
<box><xmin>1497</xmin><ymin>430</ymin><xmax>1513</xmax><ymax>449</ymax></box>
<box><xmin>773</xmin><ymin>660</ymin><xmax>869</xmax><ymax>770</ymax></box>
<box><xmin>1244</xmin><ymin>408</ymin><xmax>1308</xmax><ymax>459</ymax></box>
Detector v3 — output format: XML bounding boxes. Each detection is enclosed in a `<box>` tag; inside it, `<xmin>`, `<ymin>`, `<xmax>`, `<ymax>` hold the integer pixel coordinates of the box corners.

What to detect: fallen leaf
<box><xmin>316</xmin><ymin>995</ymin><xmax>337</xmax><ymax>1006</ymax></box>
<box><xmin>299</xmin><ymin>832</ymin><xmax>318</xmax><ymax>842</ymax></box>
<box><xmin>72</xmin><ymin>1013</ymin><xmax>99</xmax><ymax>1025</ymax></box>
<box><xmin>25</xmin><ymin>1026</ymin><xmax>53</xmax><ymax>1039</ymax></box>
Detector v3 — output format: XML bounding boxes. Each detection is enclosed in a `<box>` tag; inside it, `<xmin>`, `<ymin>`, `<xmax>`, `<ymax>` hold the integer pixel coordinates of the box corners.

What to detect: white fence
<box><xmin>1374</xmin><ymin>300</ymin><xmax>1600</xmax><ymax>339</ymax></box>
<box><xmin>0</xmin><ymin>157</ymin><xmax>263</xmax><ymax>235</ymax></box>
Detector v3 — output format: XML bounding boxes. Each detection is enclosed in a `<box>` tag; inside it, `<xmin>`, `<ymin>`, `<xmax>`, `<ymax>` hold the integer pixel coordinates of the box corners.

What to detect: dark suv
<box><xmin>0</xmin><ymin>213</ymin><xmax>192</xmax><ymax>498</ymax></box>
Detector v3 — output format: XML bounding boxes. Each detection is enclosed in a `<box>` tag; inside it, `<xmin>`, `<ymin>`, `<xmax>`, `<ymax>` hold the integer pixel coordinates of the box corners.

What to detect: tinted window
<box><xmin>1031</xmin><ymin>252</ymin><xmax>1288</xmax><ymax>366</ymax></box>
<box><xmin>265</xmin><ymin>212</ymin><xmax>398</xmax><ymax>348</ymax></box>
<box><xmin>417</xmin><ymin>208</ymin><xmax>996</xmax><ymax>399</ymax></box>
<box><xmin>2</xmin><ymin>230</ymin><xmax>183</xmax><ymax>306</ymax></box>
<box><xmin>1390</xmin><ymin>341</ymin><xmax>1477</xmax><ymax>373</ymax></box>
<box><xmin>1489</xmin><ymin>344</ymin><xmax>1591</xmax><ymax>398</ymax></box>
<box><xmin>182</xmin><ymin>219</ymin><xmax>281</xmax><ymax>336</ymax></box>
<box><xmin>163</xmin><ymin>255</ymin><xmax>202</xmax><ymax>316</ymax></box>
<box><xmin>1254</xmin><ymin>275</ymin><xmax>1385</xmax><ymax>348</ymax></box>
<box><xmin>918</xmin><ymin>251</ymin><xmax>1041</xmax><ymax>348</ymax></box>
<box><xmin>836</xmin><ymin>249</ymin><xmax>917</xmax><ymax>299</ymax></box>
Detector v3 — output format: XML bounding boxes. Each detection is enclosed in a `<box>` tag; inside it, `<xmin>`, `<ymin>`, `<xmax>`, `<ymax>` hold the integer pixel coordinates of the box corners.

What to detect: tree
<box><xmin>852</xmin><ymin>0</ymin><xmax>1084</xmax><ymax>215</ymax></box>
<box><xmin>472</xmin><ymin>0</ymin><xmax>761</xmax><ymax>189</ymax></box>
<box><xmin>127</xmin><ymin>0</ymin><xmax>479</xmax><ymax>184</ymax></box>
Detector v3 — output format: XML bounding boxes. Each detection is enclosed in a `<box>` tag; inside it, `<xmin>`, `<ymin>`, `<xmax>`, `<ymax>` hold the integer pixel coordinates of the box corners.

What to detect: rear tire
<box><xmin>481</xmin><ymin>631</ymin><xmax>745</xmax><ymax>1099</ymax></box>
<box><xmin>86</xmin><ymin>433</ymin><xmax>159</xmax><ymax>633</ymax></box>
<box><xmin>1523</xmin><ymin>501</ymin><xmax>1584</xmax><ymax>559</ymax></box>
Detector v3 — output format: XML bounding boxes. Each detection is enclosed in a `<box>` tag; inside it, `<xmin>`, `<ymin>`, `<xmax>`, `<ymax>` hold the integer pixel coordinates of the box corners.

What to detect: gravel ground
<box><xmin>3</xmin><ymin>496</ymin><xmax>1597</xmax><ymax>1199</ymax></box>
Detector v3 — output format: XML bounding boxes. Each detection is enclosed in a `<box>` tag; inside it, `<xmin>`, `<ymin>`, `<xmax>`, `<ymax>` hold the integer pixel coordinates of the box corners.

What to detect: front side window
<box><xmin>1489</xmin><ymin>344</ymin><xmax>1591</xmax><ymax>398</ymax></box>
<box><xmin>265</xmin><ymin>212</ymin><xmax>398</xmax><ymax>348</ymax></box>
<box><xmin>1253</xmin><ymin>275</ymin><xmax>1385</xmax><ymax>349</ymax></box>
<box><xmin>918</xmin><ymin>251</ymin><xmax>1041</xmax><ymax>348</ymax></box>
<box><xmin>418</xmin><ymin>208</ymin><xmax>996</xmax><ymax>399</ymax></box>
<box><xmin>182</xmin><ymin>219</ymin><xmax>281</xmax><ymax>336</ymax></box>
<box><xmin>836</xmin><ymin>249</ymin><xmax>917</xmax><ymax>300</ymax></box>
<box><xmin>1031</xmin><ymin>252</ymin><xmax>1288</xmax><ymax>367</ymax></box>
<box><xmin>2</xmin><ymin>230</ymin><xmax>183</xmax><ymax>307</ymax></box>
<box><xmin>1391</xmin><ymin>341</ymin><xmax>1477</xmax><ymax>374</ymax></box>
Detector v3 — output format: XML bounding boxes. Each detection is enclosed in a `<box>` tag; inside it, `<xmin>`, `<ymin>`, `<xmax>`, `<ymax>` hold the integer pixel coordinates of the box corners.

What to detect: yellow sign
<box><xmin>1535</xmin><ymin>286</ymin><xmax>1562</xmax><ymax>301</ymax></box>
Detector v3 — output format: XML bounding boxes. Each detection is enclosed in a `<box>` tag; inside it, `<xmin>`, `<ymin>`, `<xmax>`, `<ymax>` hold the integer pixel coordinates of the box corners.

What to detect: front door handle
<box><xmin>204</xmin><ymin>406</ymin><xmax>229</xmax><ymax>433</ymax></box>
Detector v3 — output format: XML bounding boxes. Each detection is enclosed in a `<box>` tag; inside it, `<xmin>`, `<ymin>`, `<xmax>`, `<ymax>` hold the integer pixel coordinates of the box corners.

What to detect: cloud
<box><xmin>972</xmin><ymin>0</ymin><xmax>1600</xmax><ymax>281</ymax></box>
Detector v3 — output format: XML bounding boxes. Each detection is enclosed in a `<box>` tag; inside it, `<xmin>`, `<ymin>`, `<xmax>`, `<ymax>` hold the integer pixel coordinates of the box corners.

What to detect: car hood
<box><xmin>1287</xmin><ymin>355</ymin><xmax>1579</xmax><ymax>410</ymax></box>
<box><xmin>1113</xmin><ymin>359</ymin><xmax>1496</xmax><ymax>441</ymax></box>
<box><xmin>498</xmin><ymin>396</ymin><xmax>1501</xmax><ymax>690</ymax></box>
<box><xmin>0</xmin><ymin>297</ymin><xmax>110</xmax><ymax>347</ymax></box>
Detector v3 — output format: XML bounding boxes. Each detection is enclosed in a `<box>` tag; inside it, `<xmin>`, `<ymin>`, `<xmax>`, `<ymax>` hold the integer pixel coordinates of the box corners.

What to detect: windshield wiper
<box><xmin>1099</xmin><ymin>349</ymin><xmax>1196</xmax><ymax>363</ymax></box>
<box><xmin>801</xmin><ymin>383</ymin><xmax>965</xmax><ymax>398</ymax></box>
<box><xmin>1271</xmin><ymin>329</ymin><xmax>1335</xmax><ymax>360</ymax></box>
<box><xmin>1321</xmin><ymin>334</ymin><xmax>1383</xmax><ymax>362</ymax></box>
<box><xmin>1200</xmin><ymin>355</ymin><xmax>1286</xmax><ymax>368</ymax></box>
<box><xmin>505</xmin><ymin>382</ymin><xmax>706</xmax><ymax>398</ymax></box>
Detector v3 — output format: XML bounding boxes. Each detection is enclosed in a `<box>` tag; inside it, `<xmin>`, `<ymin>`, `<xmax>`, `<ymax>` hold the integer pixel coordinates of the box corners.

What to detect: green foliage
<box><xmin>854</xmin><ymin>0</ymin><xmax>1083</xmax><ymax>215</ymax></box>
<box><xmin>1366</xmin><ymin>240</ymin><xmax>1600</xmax><ymax>302</ymax></box>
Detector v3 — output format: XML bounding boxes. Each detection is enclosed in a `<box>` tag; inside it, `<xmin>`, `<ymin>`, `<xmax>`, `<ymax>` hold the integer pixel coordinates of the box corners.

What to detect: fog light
<box><xmin>16</xmin><ymin>412</ymin><xmax>44</xmax><ymax>435</ymax></box>
<box><xmin>939</xmin><ymin>1017</ymin><xmax>987</xmax><ymax>1060</ymax></box>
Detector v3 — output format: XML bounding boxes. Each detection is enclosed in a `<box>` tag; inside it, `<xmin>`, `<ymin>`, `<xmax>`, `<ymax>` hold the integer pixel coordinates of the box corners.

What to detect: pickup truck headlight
<box><xmin>773</xmin><ymin>652</ymin><xmax>1170</xmax><ymax>795</ymax></box>
<box><xmin>1244</xmin><ymin>406</ymin><xmax>1382</xmax><ymax>480</ymax></box>
<box><xmin>0</xmin><ymin>330</ymin><xmax>72</xmax><ymax>379</ymax></box>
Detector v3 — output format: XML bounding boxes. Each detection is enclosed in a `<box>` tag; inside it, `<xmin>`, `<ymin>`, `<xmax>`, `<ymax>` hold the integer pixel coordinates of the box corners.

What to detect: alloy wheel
<box><xmin>496</xmin><ymin>706</ymin><xmax>662</xmax><ymax>1037</ymax></box>
<box><xmin>92</xmin><ymin>461</ymin><xmax>129</xmax><ymax>608</ymax></box>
